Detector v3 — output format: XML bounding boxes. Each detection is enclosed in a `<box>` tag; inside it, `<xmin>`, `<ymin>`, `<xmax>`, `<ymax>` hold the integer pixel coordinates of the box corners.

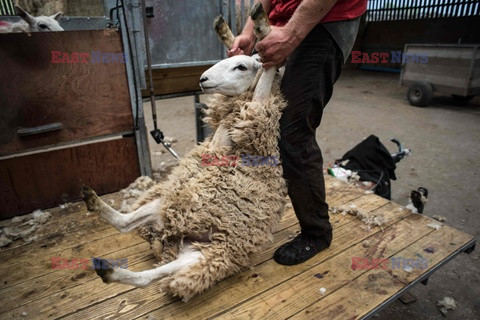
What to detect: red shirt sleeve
<box><xmin>268</xmin><ymin>0</ymin><xmax>367</xmax><ymax>26</ymax></box>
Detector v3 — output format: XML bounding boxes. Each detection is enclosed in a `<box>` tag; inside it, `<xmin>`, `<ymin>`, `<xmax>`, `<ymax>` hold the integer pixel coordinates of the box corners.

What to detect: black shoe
<box><xmin>273</xmin><ymin>233</ymin><xmax>330</xmax><ymax>266</ymax></box>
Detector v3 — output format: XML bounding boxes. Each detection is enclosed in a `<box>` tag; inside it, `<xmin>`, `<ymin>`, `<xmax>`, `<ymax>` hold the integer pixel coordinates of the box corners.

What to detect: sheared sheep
<box><xmin>82</xmin><ymin>3</ymin><xmax>287</xmax><ymax>301</ymax></box>
<box><xmin>0</xmin><ymin>5</ymin><xmax>63</xmax><ymax>33</ymax></box>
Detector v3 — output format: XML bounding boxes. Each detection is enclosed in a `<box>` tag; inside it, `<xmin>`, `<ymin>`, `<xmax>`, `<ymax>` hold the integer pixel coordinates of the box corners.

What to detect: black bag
<box><xmin>336</xmin><ymin>135</ymin><xmax>397</xmax><ymax>199</ymax></box>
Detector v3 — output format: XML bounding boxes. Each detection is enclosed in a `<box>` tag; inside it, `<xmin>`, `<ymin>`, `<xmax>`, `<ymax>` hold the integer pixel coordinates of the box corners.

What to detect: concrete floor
<box><xmin>143</xmin><ymin>69</ymin><xmax>479</xmax><ymax>319</ymax></box>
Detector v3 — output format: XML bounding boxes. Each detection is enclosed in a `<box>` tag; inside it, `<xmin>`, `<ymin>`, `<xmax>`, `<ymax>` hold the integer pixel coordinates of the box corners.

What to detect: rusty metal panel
<box><xmin>0</xmin><ymin>29</ymin><xmax>134</xmax><ymax>156</ymax></box>
<box><xmin>400</xmin><ymin>44</ymin><xmax>480</xmax><ymax>96</ymax></box>
<box><xmin>0</xmin><ymin>137</ymin><xmax>140</xmax><ymax>219</ymax></box>
<box><xmin>145</xmin><ymin>0</ymin><xmax>229</xmax><ymax>69</ymax></box>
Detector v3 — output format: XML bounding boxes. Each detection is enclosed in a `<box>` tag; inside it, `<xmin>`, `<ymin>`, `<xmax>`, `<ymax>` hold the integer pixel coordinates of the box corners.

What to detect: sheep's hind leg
<box><xmin>82</xmin><ymin>186</ymin><xmax>162</xmax><ymax>232</ymax></box>
<box><xmin>95</xmin><ymin>245</ymin><xmax>204</xmax><ymax>287</ymax></box>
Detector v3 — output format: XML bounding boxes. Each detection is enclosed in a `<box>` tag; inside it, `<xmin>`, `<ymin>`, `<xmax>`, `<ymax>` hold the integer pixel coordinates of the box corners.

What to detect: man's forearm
<box><xmin>286</xmin><ymin>0</ymin><xmax>337</xmax><ymax>43</ymax></box>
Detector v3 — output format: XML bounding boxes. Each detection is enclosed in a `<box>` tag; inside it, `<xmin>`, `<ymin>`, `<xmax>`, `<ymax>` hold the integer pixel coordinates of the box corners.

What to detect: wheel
<box><xmin>407</xmin><ymin>81</ymin><xmax>433</xmax><ymax>107</ymax></box>
<box><xmin>451</xmin><ymin>94</ymin><xmax>474</xmax><ymax>104</ymax></box>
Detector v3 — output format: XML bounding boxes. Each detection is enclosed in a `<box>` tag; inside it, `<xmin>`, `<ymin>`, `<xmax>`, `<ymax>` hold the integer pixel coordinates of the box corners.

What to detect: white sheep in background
<box><xmin>0</xmin><ymin>5</ymin><xmax>63</xmax><ymax>33</ymax></box>
<box><xmin>82</xmin><ymin>3</ymin><xmax>286</xmax><ymax>301</ymax></box>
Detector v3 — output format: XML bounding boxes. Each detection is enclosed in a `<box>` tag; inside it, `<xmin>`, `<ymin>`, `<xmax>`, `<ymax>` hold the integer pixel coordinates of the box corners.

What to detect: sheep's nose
<box><xmin>200</xmin><ymin>76</ymin><xmax>208</xmax><ymax>83</ymax></box>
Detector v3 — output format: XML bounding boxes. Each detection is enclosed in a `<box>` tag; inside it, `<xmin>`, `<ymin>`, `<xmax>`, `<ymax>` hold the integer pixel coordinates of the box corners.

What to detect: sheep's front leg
<box><xmin>95</xmin><ymin>245</ymin><xmax>204</xmax><ymax>287</ymax></box>
<box><xmin>82</xmin><ymin>186</ymin><xmax>162</xmax><ymax>232</ymax></box>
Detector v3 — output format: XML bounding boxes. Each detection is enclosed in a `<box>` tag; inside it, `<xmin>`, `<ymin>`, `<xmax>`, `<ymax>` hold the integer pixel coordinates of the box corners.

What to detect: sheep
<box><xmin>0</xmin><ymin>5</ymin><xmax>63</xmax><ymax>33</ymax></box>
<box><xmin>82</xmin><ymin>3</ymin><xmax>287</xmax><ymax>301</ymax></box>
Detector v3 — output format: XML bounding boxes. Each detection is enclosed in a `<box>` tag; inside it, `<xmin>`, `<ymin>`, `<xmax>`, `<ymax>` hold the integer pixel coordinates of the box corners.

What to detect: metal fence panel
<box><xmin>146</xmin><ymin>0</ymin><xmax>230</xmax><ymax>69</ymax></box>
<box><xmin>0</xmin><ymin>0</ymin><xmax>14</xmax><ymax>16</ymax></box>
<box><xmin>367</xmin><ymin>0</ymin><xmax>480</xmax><ymax>21</ymax></box>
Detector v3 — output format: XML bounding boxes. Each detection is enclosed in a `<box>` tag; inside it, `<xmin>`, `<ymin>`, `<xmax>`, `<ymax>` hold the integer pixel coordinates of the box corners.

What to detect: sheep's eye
<box><xmin>39</xmin><ymin>24</ymin><xmax>48</xmax><ymax>29</ymax></box>
<box><xmin>233</xmin><ymin>65</ymin><xmax>248</xmax><ymax>71</ymax></box>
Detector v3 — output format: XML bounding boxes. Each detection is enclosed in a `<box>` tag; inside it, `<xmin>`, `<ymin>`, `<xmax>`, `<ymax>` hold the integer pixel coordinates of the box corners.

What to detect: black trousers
<box><xmin>279</xmin><ymin>25</ymin><xmax>343</xmax><ymax>241</ymax></box>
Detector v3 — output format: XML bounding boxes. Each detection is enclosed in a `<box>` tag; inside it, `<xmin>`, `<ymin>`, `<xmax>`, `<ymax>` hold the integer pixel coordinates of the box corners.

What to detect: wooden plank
<box><xmin>16</xmin><ymin>186</ymin><xmax>373</xmax><ymax>319</ymax></box>
<box><xmin>0</xmin><ymin>242</ymin><xmax>157</xmax><ymax>320</ymax></box>
<box><xmin>290</xmin><ymin>224</ymin><xmax>475</xmax><ymax>320</ymax></box>
<box><xmin>126</xmin><ymin>201</ymin><xmax>399</xmax><ymax>319</ymax></box>
<box><xmin>0</xmin><ymin>209</ymin><xmax>300</xmax><ymax>319</ymax></box>
<box><xmin>0</xmin><ymin>29</ymin><xmax>133</xmax><ymax>156</ymax></box>
<box><xmin>60</xmin><ymin>216</ymin><xmax>362</xmax><ymax>320</ymax></box>
<box><xmin>0</xmin><ymin>228</ymin><xmax>143</xmax><ymax>290</ymax></box>
<box><xmin>0</xmin><ymin>187</ymin><xmax>363</xmax><ymax>319</ymax></box>
<box><xmin>0</xmin><ymin>206</ymin><xmax>295</xmax><ymax>316</ymax></box>
<box><xmin>0</xmin><ymin>241</ymin><xmax>154</xmax><ymax>317</ymax></box>
<box><xmin>214</xmin><ymin>214</ymin><xmax>435</xmax><ymax>319</ymax></box>
<box><xmin>54</xmin><ymin>222</ymin><xmax>306</xmax><ymax>320</ymax></box>
<box><xmin>0</xmin><ymin>137</ymin><xmax>140</xmax><ymax>218</ymax></box>
<box><xmin>0</xmin><ymin>178</ymin><xmax>396</xmax><ymax>318</ymax></box>
<box><xmin>142</xmin><ymin>65</ymin><xmax>211</xmax><ymax>97</ymax></box>
<box><xmin>0</xmin><ymin>193</ymin><xmax>121</xmax><ymax>253</ymax></box>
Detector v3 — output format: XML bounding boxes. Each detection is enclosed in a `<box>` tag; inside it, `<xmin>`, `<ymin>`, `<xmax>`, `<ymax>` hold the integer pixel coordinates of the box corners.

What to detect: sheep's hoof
<box><xmin>93</xmin><ymin>258</ymin><xmax>114</xmax><ymax>283</ymax></box>
<box><xmin>82</xmin><ymin>186</ymin><xmax>100</xmax><ymax>212</ymax></box>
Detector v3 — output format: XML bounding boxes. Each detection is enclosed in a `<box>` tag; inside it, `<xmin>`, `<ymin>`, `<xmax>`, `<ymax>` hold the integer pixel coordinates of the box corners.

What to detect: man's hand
<box><xmin>255</xmin><ymin>26</ymin><xmax>301</xmax><ymax>69</ymax></box>
<box><xmin>228</xmin><ymin>33</ymin><xmax>256</xmax><ymax>57</ymax></box>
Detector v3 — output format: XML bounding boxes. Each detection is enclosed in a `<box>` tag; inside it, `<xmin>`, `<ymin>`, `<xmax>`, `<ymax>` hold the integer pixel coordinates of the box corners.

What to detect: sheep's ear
<box><xmin>251</xmin><ymin>54</ymin><xmax>262</xmax><ymax>69</ymax></box>
<box><xmin>15</xmin><ymin>5</ymin><xmax>35</xmax><ymax>25</ymax></box>
<box><xmin>51</xmin><ymin>12</ymin><xmax>63</xmax><ymax>21</ymax></box>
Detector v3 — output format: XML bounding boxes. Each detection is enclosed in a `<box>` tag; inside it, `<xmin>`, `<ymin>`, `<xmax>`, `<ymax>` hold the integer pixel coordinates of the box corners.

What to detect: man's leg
<box><xmin>274</xmin><ymin>25</ymin><xmax>344</xmax><ymax>265</ymax></box>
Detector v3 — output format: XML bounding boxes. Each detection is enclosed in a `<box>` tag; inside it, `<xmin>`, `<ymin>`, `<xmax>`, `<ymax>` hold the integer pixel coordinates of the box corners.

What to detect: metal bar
<box><xmin>384</xmin><ymin>0</ymin><xmax>387</xmax><ymax>21</ymax></box>
<box><xmin>241</xmin><ymin>0</ymin><xmax>245</xmax><ymax>30</ymax></box>
<box><xmin>410</xmin><ymin>0</ymin><xmax>415</xmax><ymax>19</ymax></box>
<box><xmin>0</xmin><ymin>131</ymin><xmax>134</xmax><ymax>161</ymax></box>
<box><xmin>391</xmin><ymin>0</ymin><xmax>395</xmax><ymax>20</ymax></box>
<box><xmin>128</xmin><ymin>0</ymin><xmax>147</xmax><ymax>89</ymax></box>
<box><xmin>466</xmin><ymin>0</ymin><xmax>473</xmax><ymax>16</ymax></box>
<box><xmin>140</xmin><ymin>0</ymin><xmax>157</xmax><ymax>132</ymax></box>
<box><xmin>229</xmin><ymin>0</ymin><xmax>237</xmax><ymax>35</ymax></box>
<box><xmin>142</xmin><ymin>90</ymin><xmax>203</xmax><ymax>102</ymax></box>
<box><xmin>376</xmin><ymin>0</ymin><xmax>380</xmax><ymax>22</ymax></box>
<box><xmin>17</xmin><ymin>123</ymin><xmax>63</xmax><ymax>137</ymax></box>
<box><xmin>396</xmin><ymin>0</ymin><xmax>400</xmax><ymax>20</ymax></box>
<box><xmin>150</xmin><ymin>59</ymin><xmax>219</xmax><ymax>69</ymax></box>
<box><xmin>361</xmin><ymin>237</ymin><xmax>477</xmax><ymax>319</ymax></box>
<box><xmin>8</xmin><ymin>0</ymin><xmax>14</xmax><ymax>15</ymax></box>
<box><xmin>118</xmin><ymin>1</ymin><xmax>152</xmax><ymax>177</ymax></box>
<box><xmin>461</xmin><ymin>0</ymin><xmax>466</xmax><ymax>16</ymax></box>
<box><xmin>368</xmin><ymin>0</ymin><xmax>373</xmax><ymax>22</ymax></box>
<box><xmin>375</xmin><ymin>0</ymin><xmax>379</xmax><ymax>21</ymax></box>
<box><xmin>447</xmin><ymin>0</ymin><xmax>453</xmax><ymax>17</ymax></box>
<box><xmin>454</xmin><ymin>0</ymin><xmax>461</xmax><ymax>17</ymax></box>
<box><xmin>465</xmin><ymin>0</ymin><xmax>471</xmax><ymax>16</ymax></box>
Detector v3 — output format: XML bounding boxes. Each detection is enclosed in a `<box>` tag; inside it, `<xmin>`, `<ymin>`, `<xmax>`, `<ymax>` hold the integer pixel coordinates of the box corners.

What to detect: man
<box><xmin>228</xmin><ymin>0</ymin><xmax>367</xmax><ymax>265</ymax></box>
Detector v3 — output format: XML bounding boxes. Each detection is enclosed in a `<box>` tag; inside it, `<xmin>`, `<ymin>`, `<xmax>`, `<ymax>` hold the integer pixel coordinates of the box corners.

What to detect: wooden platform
<box><xmin>0</xmin><ymin>176</ymin><xmax>475</xmax><ymax>319</ymax></box>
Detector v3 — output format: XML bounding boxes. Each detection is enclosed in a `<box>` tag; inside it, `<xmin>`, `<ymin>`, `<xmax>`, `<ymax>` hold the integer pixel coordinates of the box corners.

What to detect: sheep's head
<box><xmin>200</xmin><ymin>55</ymin><xmax>261</xmax><ymax>96</ymax></box>
<box><xmin>15</xmin><ymin>5</ymin><xmax>64</xmax><ymax>32</ymax></box>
